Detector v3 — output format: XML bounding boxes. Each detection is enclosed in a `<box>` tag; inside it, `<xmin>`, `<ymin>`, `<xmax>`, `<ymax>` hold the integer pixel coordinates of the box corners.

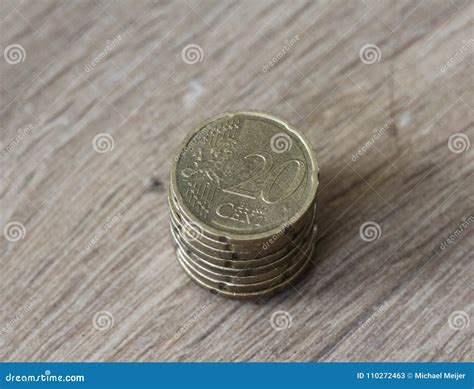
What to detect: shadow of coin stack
<box><xmin>168</xmin><ymin>111</ymin><xmax>319</xmax><ymax>299</ymax></box>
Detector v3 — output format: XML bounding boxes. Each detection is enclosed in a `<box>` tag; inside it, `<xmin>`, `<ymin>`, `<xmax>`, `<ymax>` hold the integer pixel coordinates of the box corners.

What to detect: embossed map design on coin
<box><xmin>171</xmin><ymin>111</ymin><xmax>319</xmax><ymax>241</ymax></box>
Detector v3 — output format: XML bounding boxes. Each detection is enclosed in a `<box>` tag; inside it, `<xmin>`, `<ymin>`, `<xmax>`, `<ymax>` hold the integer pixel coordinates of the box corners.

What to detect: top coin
<box><xmin>171</xmin><ymin>110</ymin><xmax>319</xmax><ymax>243</ymax></box>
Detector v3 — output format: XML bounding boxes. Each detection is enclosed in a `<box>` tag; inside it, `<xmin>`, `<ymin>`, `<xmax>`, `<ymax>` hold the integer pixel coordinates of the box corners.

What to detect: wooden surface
<box><xmin>1</xmin><ymin>0</ymin><xmax>472</xmax><ymax>362</ymax></box>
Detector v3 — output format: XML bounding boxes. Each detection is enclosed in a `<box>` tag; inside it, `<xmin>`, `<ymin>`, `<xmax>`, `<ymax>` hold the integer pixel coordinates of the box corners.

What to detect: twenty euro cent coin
<box><xmin>170</xmin><ymin>110</ymin><xmax>319</xmax><ymax>245</ymax></box>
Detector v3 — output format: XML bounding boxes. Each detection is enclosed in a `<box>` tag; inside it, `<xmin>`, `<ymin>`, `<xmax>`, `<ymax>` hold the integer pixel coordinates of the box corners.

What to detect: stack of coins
<box><xmin>168</xmin><ymin>110</ymin><xmax>319</xmax><ymax>299</ymax></box>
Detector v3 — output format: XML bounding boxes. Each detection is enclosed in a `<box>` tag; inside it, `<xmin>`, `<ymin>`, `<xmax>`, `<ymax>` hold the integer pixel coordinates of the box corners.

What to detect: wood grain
<box><xmin>0</xmin><ymin>0</ymin><xmax>472</xmax><ymax>362</ymax></box>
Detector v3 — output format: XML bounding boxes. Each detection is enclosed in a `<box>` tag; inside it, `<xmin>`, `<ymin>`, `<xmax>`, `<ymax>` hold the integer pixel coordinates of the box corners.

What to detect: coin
<box><xmin>168</xmin><ymin>110</ymin><xmax>319</xmax><ymax>299</ymax></box>
<box><xmin>176</xmin><ymin>227</ymin><xmax>317</xmax><ymax>299</ymax></box>
<box><xmin>176</xmin><ymin>225</ymin><xmax>316</xmax><ymax>284</ymax></box>
<box><xmin>170</xmin><ymin>110</ymin><xmax>319</xmax><ymax>245</ymax></box>
<box><xmin>171</xmin><ymin>210</ymin><xmax>316</xmax><ymax>280</ymax></box>
<box><xmin>177</xmin><ymin>242</ymin><xmax>309</xmax><ymax>293</ymax></box>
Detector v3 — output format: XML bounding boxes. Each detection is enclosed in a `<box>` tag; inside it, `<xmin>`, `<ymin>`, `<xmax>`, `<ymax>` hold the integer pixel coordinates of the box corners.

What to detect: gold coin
<box><xmin>176</xmin><ymin>225</ymin><xmax>316</xmax><ymax>284</ymax></box>
<box><xmin>176</xmin><ymin>227</ymin><xmax>317</xmax><ymax>299</ymax></box>
<box><xmin>170</xmin><ymin>110</ymin><xmax>319</xmax><ymax>245</ymax></box>
<box><xmin>169</xmin><ymin>110</ymin><xmax>319</xmax><ymax>299</ymax></box>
